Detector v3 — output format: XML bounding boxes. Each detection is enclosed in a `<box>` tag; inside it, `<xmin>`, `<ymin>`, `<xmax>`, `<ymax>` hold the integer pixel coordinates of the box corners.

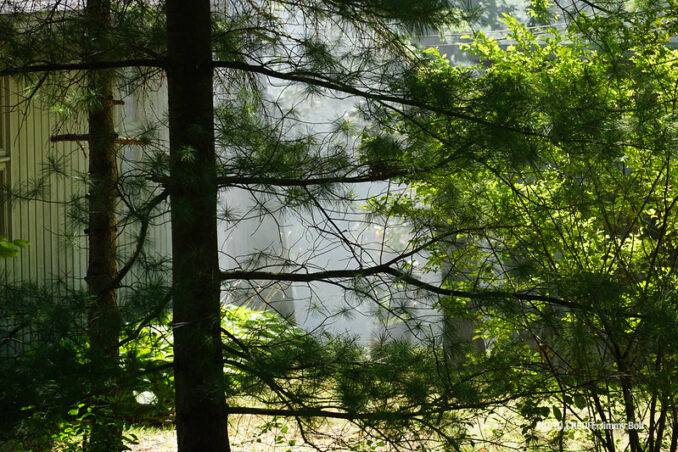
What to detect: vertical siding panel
<box><xmin>77</xmin><ymin>122</ymin><xmax>87</xmax><ymax>291</ymax></box>
<box><xmin>59</xmin><ymin>140</ymin><xmax>67</xmax><ymax>287</ymax></box>
<box><xmin>31</xmin><ymin>97</ymin><xmax>41</xmax><ymax>284</ymax></box>
<box><xmin>67</xmin><ymin>132</ymin><xmax>76</xmax><ymax>290</ymax></box>
<box><xmin>19</xmin><ymin>81</ymin><xmax>30</xmax><ymax>284</ymax></box>
<box><xmin>68</xmin><ymin>126</ymin><xmax>77</xmax><ymax>289</ymax></box>
<box><xmin>38</xmin><ymin>100</ymin><xmax>50</xmax><ymax>286</ymax></box>
<box><xmin>35</xmin><ymin>95</ymin><xmax>44</xmax><ymax>285</ymax></box>
<box><xmin>69</xmin><ymin>140</ymin><xmax>78</xmax><ymax>291</ymax></box>
<box><xmin>26</xmin><ymin>85</ymin><xmax>36</xmax><ymax>284</ymax></box>
<box><xmin>45</xmin><ymin>105</ymin><xmax>55</xmax><ymax>285</ymax></box>
<box><xmin>5</xmin><ymin>80</ymin><xmax>13</xmax><ymax>284</ymax></box>
<box><xmin>80</xmin><ymin>116</ymin><xmax>87</xmax><ymax>289</ymax></box>
<box><xmin>11</xmin><ymin>80</ymin><xmax>21</xmax><ymax>286</ymax></box>
<box><xmin>20</xmin><ymin>86</ymin><xmax>29</xmax><ymax>283</ymax></box>
<box><xmin>71</xmin><ymin>148</ymin><xmax>78</xmax><ymax>290</ymax></box>
<box><xmin>59</xmin><ymin>130</ymin><xmax>73</xmax><ymax>289</ymax></box>
<box><xmin>3</xmin><ymin>77</ymin><xmax>172</xmax><ymax>290</ymax></box>
<box><xmin>9</xmin><ymin>81</ymin><xmax>19</xmax><ymax>284</ymax></box>
<box><xmin>33</xmin><ymin>95</ymin><xmax>44</xmax><ymax>285</ymax></box>
<box><xmin>5</xmin><ymin>80</ymin><xmax>15</xmax><ymax>284</ymax></box>
<box><xmin>1</xmin><ymin>79</ymin><xmax>8</xmax><ymax>284</ymax></box>
<box><xmin>61</xmin><ymin>140</ymin><xmax>69</xmax><ymax>288</ymax></box>
<box><xmin>51</xmin><ymin>133</ymin><xmax>60</xmax><ymax>286</ymax></box>
<box><xmin>57</xmin><ymin>140</ymin><xmax>67</xmax><ymax>287</ymax></box>
<box><xmin>30</xmin><ymin>93</ymin><xmax>40</xmax><ymax>285</ymax></box>
<box><xmin>14</xmin><ymin>79</ymin><xmax>32</xmax><ymax>285</ymax></box>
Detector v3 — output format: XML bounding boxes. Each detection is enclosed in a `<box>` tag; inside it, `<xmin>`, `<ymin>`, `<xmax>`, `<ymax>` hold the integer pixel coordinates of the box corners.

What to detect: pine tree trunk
<box><xmin>84</xmin><ymin>0</ymin><xmax>122</xmax><ymax>449</ymax></box>
<box><xmin>166</xmin><ymin>0</ymin><xmax>229</xmax><ymax>450</ymax></box>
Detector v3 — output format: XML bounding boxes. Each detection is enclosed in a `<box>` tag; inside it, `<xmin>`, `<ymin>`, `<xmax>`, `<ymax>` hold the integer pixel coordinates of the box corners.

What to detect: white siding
<box><xmin>1</xmin><ymin>76</ymin><xmax>172</xmax><ymax>295</ymax></box>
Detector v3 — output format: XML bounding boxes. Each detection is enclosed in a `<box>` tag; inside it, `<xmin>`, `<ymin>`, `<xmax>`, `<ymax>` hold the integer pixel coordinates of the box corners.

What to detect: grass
<box><xmin>127</xmin><ymin>409</ymin><xmax>594</xmax><ymax>451</ymax></box>
<box><xmin>128</xmin><ymin>415</ymin><xmax>391</xmax><ymax>452</ymax></box>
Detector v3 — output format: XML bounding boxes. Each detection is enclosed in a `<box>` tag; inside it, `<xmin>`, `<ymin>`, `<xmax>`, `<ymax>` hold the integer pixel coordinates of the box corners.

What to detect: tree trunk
<box><xmin>84</xmin><ymin>0</ymin><xmax>122</xmax><ymax>450</ymax></box>
<box><xmin>166</xmin><ymin>0</ymin><xmax>229</xmax><ymax>450</ymax></box>
<box><xmin>441</xmin><ymin>243</ymin><xmax>485</xmax><ymax>366</ymax></box>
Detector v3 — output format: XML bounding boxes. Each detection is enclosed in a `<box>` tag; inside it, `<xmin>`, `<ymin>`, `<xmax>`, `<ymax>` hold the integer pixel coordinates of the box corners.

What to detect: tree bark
<box><xmin>84</xmin><ymin>0</ymin><xmax>122</xmax><ymax>450</ymax></box>
<box><xmin>166</xmin><ymin>0</ymin><xmax>229</xmax><ymax>450</ymax></box>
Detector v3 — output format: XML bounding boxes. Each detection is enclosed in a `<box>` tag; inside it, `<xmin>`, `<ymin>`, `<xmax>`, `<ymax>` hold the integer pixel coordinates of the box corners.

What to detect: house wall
<box><xmin>0</xmin><ymin>76</ymin><xmax>172</xmax><ymax>294</ymax></box>
<box><xmin>0</xmin><ymin>77</ymin><xmax>86</xmax><ymax>288</ymax></box>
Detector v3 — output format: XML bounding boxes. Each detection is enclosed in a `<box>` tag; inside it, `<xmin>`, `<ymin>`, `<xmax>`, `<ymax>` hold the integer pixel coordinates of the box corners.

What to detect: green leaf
<box><xmin>553</xmin><ymin>406</ymin><xmax>562</xmax><ymax>421</ymax></box>
<box><xmin>574</xmin><ymin>395</ymin><xmax>587</xmax><ymax>410</ymax></box>
<box><xmin>0</xmin><ymin>236</ymin><xmax>29</xmax><ymax>258</ymax></box>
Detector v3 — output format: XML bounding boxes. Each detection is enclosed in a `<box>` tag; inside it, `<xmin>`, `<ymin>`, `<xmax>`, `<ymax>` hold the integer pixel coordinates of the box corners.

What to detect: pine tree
<box><xmin>83</xmin><ymin>0</ymin><xmax>124</xmax><ymax>449</ymax></box>
<box><xmin>165</xmin><ymin>0</ymin><xmax>228</xmax><ymax>448</ymax></box>
<box><xmin>0</xmin><ymin>0</ymin><xmax>595</xmax><ymax>450</ymax></box>
<box><xmin>382</xmin><ymin>3</ymin><xmax>678</xmax><ymax>450</ymax></box>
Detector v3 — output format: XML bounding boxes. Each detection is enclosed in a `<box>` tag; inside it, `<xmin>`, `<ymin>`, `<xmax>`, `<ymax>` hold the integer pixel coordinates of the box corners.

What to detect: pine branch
<box><xmin>225</xmin><ymin>405</ymin><xmax>425</xmax><ymax>421</ymax></box>
<box><xmin>0</xmin><ymin>58</ymin><xmax>165</xmax><ymax>77</ymax></box>
<box><xmin>211</xmin><ymin>59</ymin><xmax>545</xmax><ymax>138</ymax></box>
<box><xmin>220</xmin><ymin>265</ymin><xmax>584</xmax><ymax>310</ymax></box>
<box><xmin>578</xmin><ymin>0</ymin><xmax>614</xmax><ymax>14</ymax></box>
<box><xmin>217</xmin><ymin>173</ymin><xmax>400</xmax><ymax>187</ymax></box>
<box><xmin>108</xmin><ymin>189</ymin><xmax>170</xmax><ymax>292</ymax></box>
<box><xmin>50</xmin><ymin>133</ymin><xmax>152</xmax><ymax>146</ymax></box>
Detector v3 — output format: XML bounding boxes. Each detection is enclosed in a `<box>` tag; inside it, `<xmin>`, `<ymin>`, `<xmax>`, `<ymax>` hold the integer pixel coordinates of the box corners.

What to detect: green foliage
<box><xmin>0</xmin><ymin>285</ymin><xmax>90</xmax><ymax>449</ymax></box>
<box><xmin>0</xmin><ymin>280</ymin><xmax>174</xmax><ymax>450</ymax></box>
<box><xmin>365</xmin><ymin>4</ymin><xmax>678</xmax><ymax>449</ymax></box>
<box><xmin>220</xmin><ymin>305</ymin><xmax>478</xmax><ymax>448</ymax></box>
<box><xmin>8</xmin><ymin>0</ymin><xmax>678</xmax><ymax>450</ymax></box>
<box><xmin>527</xmin><ymin>0</ymin><xmax>553</xmax><ymax>22</ymax></box>
<box><xmin>0</xmin><ymin>236</ymin><xmax>29</xmax><ymax>258</ymax></box>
